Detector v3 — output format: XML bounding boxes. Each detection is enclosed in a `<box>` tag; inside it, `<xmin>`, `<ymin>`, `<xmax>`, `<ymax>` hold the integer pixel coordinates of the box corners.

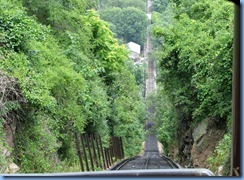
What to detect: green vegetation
<box><xmin>155</xmin><ymin>85</ymin><xmax>177</xmax><ymax>155</ymax></box>
<box><xmin>99</xmin><ymin>0</ymin><xmax>146</xmax><ymax>11</ymax></box>
<box><xmin>208</xmin><ymin>133</ymin><xmax>231</xmax><ymax>175</ymax></box>
<box><xmin>150</xmin><ymin>0</ymin><xmax>234</xmax><ymax>172</ymax></box>
<box><xmin>151</xmin><ymin>0</ymin><xmax>169</xmax><ymax>13</ymax></box>
<box><xmin>1</xmin><ymin>0</ymin><xmax>234</xmax><ymax>174</ymax></box>
<box><xmin>99</xmin><ymin>0</ymin><xmax>147</xmax><ymax>47</ymax></box>
<box><xmin>0</xmin><ymin>0</ymin><xmax>146</xmax><ymax>173</ymax></box>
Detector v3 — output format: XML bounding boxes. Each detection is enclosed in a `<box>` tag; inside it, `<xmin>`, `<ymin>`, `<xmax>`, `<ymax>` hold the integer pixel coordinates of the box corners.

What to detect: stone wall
<box><xmin>1</xmin><ymin>119</ymin><xmax>20</xmax><ymax>173</ymax></box>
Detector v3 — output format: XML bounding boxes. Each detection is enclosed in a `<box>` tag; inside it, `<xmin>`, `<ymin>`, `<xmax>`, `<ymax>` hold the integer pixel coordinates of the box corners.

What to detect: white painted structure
<box><xmin>127</xmin><ymin>42</ymin><xmax>141</xmax><ymax>61</ymax></box>
<box><xmin>146</xmin><ymin>14</ymin><xmax>152</xmax><ymax>20</ymax></box>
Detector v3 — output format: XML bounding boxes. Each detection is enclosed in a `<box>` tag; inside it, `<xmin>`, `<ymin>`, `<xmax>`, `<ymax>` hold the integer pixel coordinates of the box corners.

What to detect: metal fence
<box><xmin>74</xmin><ymin>133</ymin><xmax>124</xmax><ymax>172</ymax></box>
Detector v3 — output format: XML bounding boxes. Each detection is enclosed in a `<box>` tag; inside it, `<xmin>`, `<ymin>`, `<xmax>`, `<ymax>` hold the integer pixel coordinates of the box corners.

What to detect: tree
<box><xmin>99</xmin><ymin>2</ymin><xmax>147</xmax><ymax>47</ymax></box>
<box><xmin>151</xmin><ymin>0</ymin><xmax>234</xmax><ymax>167</ymax></box>
<box><xmin>0</xmin><ymin>0</ymin><xmax>146</xmax><ymax>172</ymax></box>
<box><xmin>115</xmin><ymin>7</ymin><xmax>147</xmax><ymax>46</ymax></box>
<box><xmin>100</xmin><ymin>7</ymin><xmax>122</xmax><ymax>33</ymax></box>
<box><xmin>151</xmin><ymin>0</ymin><xmax>169</xmax><ymax>13</ymax></box>
<box><xmin>99</xmin><ymin>0</ymin><xmax>146</xmax><ymax>11</ymax></box>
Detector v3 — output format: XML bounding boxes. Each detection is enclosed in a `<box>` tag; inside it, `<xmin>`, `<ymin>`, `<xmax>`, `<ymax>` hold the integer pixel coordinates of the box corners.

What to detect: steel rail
<box><xmin>161</xmin><ymin>155</ymin><xmax>181</xmax><ymax>169</ymax></box>
<box><xmin>155</xmin><ymin>158</ymin><xmax>161</xmax><ymax>169</ymax></box>
<box><xmin>112</xmin><ymin>159</ymin><xmax>130</xmax><ymax>171</ymax></box>
<box><xmin>109</xmin><ymin>156</ymin><xmax>138</xmax><ymax>170</ymax></box>
<box><xmin>115</xmin><ymin>159</ymin><xmax>131</xmax><ymax>170</ymax></box>
<box><xmin>144</xmin><ymin>157</ymin><xmax>151</xmax><ymax>169</ymax></box>
<box><xmin>131</xmin><ymin>156</ymin><xmax>145</xmax><ymax>170</ymax></box>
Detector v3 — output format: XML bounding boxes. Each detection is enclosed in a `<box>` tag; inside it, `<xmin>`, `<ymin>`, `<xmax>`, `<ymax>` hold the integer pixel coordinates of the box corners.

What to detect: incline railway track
<box><xmin>110</xmin><ymin>119</ymin><xmax>181</xmax><ymax>170</ymax></box>
<box><xmin>111</xmin><ymin>155</ymin><xmax>180</xmax><ymax>170</ymax></box>
<box><xmin>110</xmin><ymin>0</ymin><xmax>181</xmax><ymax>172</ymax></box>
<box><xmin>110</xmin><ymin>132</ymin><xmax>181</xmax><ymax>171</ymax></box>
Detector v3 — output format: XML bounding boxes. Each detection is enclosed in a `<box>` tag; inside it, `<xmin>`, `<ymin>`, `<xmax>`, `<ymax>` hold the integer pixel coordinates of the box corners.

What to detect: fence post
<box><xmin>111</xmin><ymin>137</ymin><xmax>116</xmax><ymax>159</ymax></box>
<box><xmin>98</xmin><ymin>135</ymin><xmax>107</xmax><ymax>169</ymax></box>
<box><xmin>80</xmin><ymin>134</ymin><xmax>90</xmax><ymax>171</ymax></box>
<box><xmin>75</xmin><ymin>134</ymin><xmax>124</xmax><ymax>171</ymax></box>
<box><xmin>107</xmin><ymin>148</ymin><xmax>111</xmax><ymax>166</ymax></box>
<box><xmin>108</xmin><ymin>148</ymin><xmax>112</xmax><ymax>166</ymax></box>
<box><xmin>109</xmin><ymin>138</ymin><xmax>114</xmax><ymax>164</ymax></box>
<box><xmin>85</xmin><ymin>134</ymin><xmax>95</xmax><ymax>171</ymax></box>
<box><xmin>116</xmin><ymin>137</ymin><xmax>120</xmax><ymax>159</ymax></box>
<box><xmin>105</xmin><ymin>148</ymin><xmax>110</xmax><ymax>168</ymax></box>
<box><xmin>110</xmin><ymin>139</ymin><xmax>115</xmax><ymax>162</ymax></box>
<box><xmin>90</xmin><ymin>134</ymin><xmax>99</xmax><ymax>168</ymax></box>
<box><xmin>110</xmin><ymin>147</ymin><xmax>114</xmax><ymax>164</ymax></box>
<box><xmin>120</xmin><ymin>137</ymin><xmax>125</xmax><ymax>159</ymax></box>
<box><xmin>95</xmin><ymin>134</ymin><xmax>103</xmax><ymax>169</ymax></box>
<box><xmin>116</xmin><ymin>137</ymin><xmax>122</xmax><ymax>159</ymax></box>
<box><xmin>74</xmin><ymin>132</ymin><xmax>84</xmax><ymax>171</ymax></box>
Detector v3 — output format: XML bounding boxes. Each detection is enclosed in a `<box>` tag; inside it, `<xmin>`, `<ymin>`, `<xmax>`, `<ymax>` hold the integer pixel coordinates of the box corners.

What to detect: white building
<box><xmin>127</xmin><ymin>42</ymin><xmax>141</xmax><ymax>61</ymax></box>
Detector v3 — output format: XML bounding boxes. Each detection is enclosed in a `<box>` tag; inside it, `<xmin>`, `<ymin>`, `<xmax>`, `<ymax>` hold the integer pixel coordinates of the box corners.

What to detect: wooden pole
<box><xmin>74</xmin><ymin>132</ymin><xmax>84</xmax><ymax>171</ymax></box>
<box><xmin>91</xmin><ymin>134</ymin><xmax>99</xmax><ymax>168</ymax></box>
<box><xmin>85</xmin><ymin>134</ymin><xmax>95</xmax><ymax>171</ymax></box>
<box><xmin>80</xmin><ymin>134</ymin><xmax>89</xmax><ymax>171</ymax></box>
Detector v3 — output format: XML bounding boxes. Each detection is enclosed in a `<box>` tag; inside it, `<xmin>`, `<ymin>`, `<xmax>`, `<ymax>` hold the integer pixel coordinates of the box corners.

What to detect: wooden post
<box><xmin>80</xmin><ymin>134</ymin><xmax>89</xmax><ymax>171</ymax></box>
<box><xmin>74</xmin><ymin>132</ymin><xmax>84</xmax><ymax>171</ymax></box>
<box><xmin>95</xmin><ymin>134</ymin><xmax>103</xmax><ymax>169</ymax></box>
<box><xmin>116</xmin><ymin>137</ymin><xmax>121</xmax><ymax>159</ymax></box>
<box><xmin>120</xmin><ymin>137</ymin><xmax>125</xmax><ymax>159</ymax></box>
<box><xmin>112</xmin><ymin>137</ymin><xmax>117</xmax><ymax>159</ymax></box>
<box><xmin>104</xmin><ymin>148</ymin><xmax>109</xmax><ymax>169</ymax></box>
<box><xmin>85</xmin><ymin>134</ymin><xmax>95</xmax><ymax>171</ymax></box>
<box><xmin>91</xmin><ymin>134</ymin><xmax>99</xmax><ymax>168</ymax></box>
<box><xmin>98</xmin><ymin>135</ymin><xmax>106</xmax><ymax>169</ymax></box>
<box><xmin>117</xmin><ymin>137</ymin><xmax>122</xmax><ymax>159</ymax></box>
<box><xmin>108</xmin><ymin>147</ymin><xmax>113</xmax><ymax>165</ymax></box>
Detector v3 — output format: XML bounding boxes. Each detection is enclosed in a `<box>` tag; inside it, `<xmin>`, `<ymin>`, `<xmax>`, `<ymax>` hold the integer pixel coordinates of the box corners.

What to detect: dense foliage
<box><xmin>98</xmin><ymin>0</ymin><xmax>146</xmax><ymax>11</ymax></box>
<box><xmin>99</xmin><ymin>0</ymin><xmax>147</xmax><ymax>47</ymax></box>
<box><xmin>208</xmin><ymin>133</ymin><xmax>231</xmax><ymax>174</ymax></box>
<box><xmin>0</xmin><ymin>0</ymin><xmax>146</xmax><ymax>173</ymax></box>
<box><xmin>151</xmin><ymin>0</ymin><xmax>169</xmax><ymax>13</ymax></box>
<box><xmin>151</xmin><ymin>0</ymin><xmax>234</xmax><ymax>170</ymax></box>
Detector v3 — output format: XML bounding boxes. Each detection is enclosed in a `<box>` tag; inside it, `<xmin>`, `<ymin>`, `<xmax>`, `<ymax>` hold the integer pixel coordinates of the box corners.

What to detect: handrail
<box><xmin>5</xmin><ymin>169</ymin><xmax>214</xmax><ymax>177</ymax></box>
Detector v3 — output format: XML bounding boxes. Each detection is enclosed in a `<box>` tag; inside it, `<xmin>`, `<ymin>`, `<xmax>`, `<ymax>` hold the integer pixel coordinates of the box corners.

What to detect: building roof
<box><xmin>146</xmin><ymin>13</ymin><xmax>152</xmax><ymax>20</ymax></box>
<box><xmin>127</xmin><ymin>42</ymin><xmax>141</xmax><ymax>55</ymax></box>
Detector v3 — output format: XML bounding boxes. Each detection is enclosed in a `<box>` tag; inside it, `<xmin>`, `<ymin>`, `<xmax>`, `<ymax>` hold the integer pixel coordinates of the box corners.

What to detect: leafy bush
<box><xmin>150</xmin><ymin>0</ymin><xmax>233</xmax><ymax>165</ymax></box>
<box><xmin>1</xmin><ymin>0</ymin><xmax>146</xmax><ymax>172</ymax></box>
<box><xmin>100</xmin><ymin>6</ymin><xmax>147</xmax><ymax>46</ymax></box>
<box><xmin>207</xmin><ymin>134</ymin><xmax>231</xmax><ymax>174</ymax></box>
<box><xmin>109</xmin><ymin>68</ymin><xmax>146</xmax><ymax>157</ymax></box>
<box><xmin>0</xmin><ymin>0</ymin><xmax>48</xmax><ymax>51</ymax></box>
<box><xmin>152</xmin><ymin>0</ymin><xmax>233</xmax><ymax>125</ymax></box>
<box><xmin>155</xmin><ymin>85</ymin><xmax>177</xmax><ymax>155</ymax></box>
<box><xmin>15</xmin><ymin>113</ymin><xmax>60</xmax><ymax>173</ymax></box>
